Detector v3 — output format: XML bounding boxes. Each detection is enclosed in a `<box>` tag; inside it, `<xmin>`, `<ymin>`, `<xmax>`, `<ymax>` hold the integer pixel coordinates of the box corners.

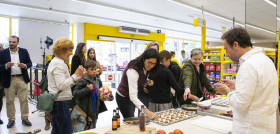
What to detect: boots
<box><xmin>45</xmin><ymin>118</ymin><xmax>50</xmax><ymax>130</ymax></box>
<box><xmin>45</xmin><ymin>112</ymin><xmax>51</xmax><ymax>130</ymax></box>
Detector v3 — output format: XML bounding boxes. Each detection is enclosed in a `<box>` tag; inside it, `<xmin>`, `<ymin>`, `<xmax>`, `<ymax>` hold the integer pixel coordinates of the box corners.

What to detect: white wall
<box><xmin>19</xmin><ymin>19</ymin><xmax>69</xmax><ymax>64</ymax></box>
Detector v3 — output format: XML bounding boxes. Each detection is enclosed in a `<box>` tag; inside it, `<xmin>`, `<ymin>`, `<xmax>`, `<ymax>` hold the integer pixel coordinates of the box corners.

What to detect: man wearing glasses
<box><xmin>0</xmin><ymin>36</ymin><xmax>32</xmax><ymax>128</ymax></box>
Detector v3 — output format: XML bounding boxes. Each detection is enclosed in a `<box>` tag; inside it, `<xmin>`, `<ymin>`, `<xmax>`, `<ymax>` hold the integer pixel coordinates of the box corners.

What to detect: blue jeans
<box><xmin>50</xmin><ymin>101</ymin><xmax>72</xmax><ymax>134</ymax></box>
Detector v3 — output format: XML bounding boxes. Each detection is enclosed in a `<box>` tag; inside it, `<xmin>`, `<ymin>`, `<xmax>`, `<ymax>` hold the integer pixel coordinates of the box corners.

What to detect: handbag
<box><xmin>71</xmin><ymin>105</ymin><xmax>92</xmax><ymax>132</ymax></box>
<box><xmin>37</xmin><ymin>77</ymin><xmax>62</xmax><ymax>112</ymax></box>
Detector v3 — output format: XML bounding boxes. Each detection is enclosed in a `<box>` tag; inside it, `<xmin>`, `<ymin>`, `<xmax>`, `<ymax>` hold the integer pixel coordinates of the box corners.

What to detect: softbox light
<box><xmin>44</xmin><ymin>36</ymin><xmax>53</xmax><ymax>49</ymax></box>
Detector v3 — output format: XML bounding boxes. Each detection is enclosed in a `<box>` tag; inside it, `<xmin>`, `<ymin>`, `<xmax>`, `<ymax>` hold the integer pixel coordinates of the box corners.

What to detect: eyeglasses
<box><xmin>147</xmin><ymin>61</ymin><xmax>156</xmax><ymax>66</ymax></box>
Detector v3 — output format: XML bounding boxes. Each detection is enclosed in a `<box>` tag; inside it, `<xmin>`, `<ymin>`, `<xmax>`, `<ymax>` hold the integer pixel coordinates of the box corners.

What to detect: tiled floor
<box><xmin>0</xmin><ymin>88</ymin><xmax>137</xmax><ymax>134</ymax></box>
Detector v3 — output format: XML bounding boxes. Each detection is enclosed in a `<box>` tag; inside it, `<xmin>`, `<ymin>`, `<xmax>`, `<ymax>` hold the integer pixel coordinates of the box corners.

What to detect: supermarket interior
<box><xmin>0</xmin><ymin>0</ymin><xmax>280</xmax><ymax>134</ymax></box>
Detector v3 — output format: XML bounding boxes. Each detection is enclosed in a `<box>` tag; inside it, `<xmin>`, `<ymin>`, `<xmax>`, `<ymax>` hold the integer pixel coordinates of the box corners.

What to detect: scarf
<box><xmin>90</xmin><ymin>83</ymin><xmax>99</xmax><ymax>111</ymax></box>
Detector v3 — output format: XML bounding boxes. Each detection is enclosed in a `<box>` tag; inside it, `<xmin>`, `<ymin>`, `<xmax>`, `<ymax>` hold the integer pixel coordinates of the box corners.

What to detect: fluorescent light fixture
<box><xmin>167</xmin><ymin>0</ymin><xmax>201</xmax><ymax>12</ymax></box>
<box><xmin>168</xmin><ymin>0</ymin><xmax>246</xmax><ymax>27</ymax></box>
<box><xmin>246</xmin><ymin>24</ymin><xmax>276</xmax><ymax>34</ymax></box>
<box><xmin>277</xmin><ymin>17</ymin><xmax>280</xmax><ymax>21</ymax></box>
<box><xmin>168</xmin><ymin>0</ymin><xmax>276</xmax><ymax>34</ymax></box>
<box><xmin>98</xmin><ymin>36</ymin><xmax>151</xmax><ymax>44</ymax></box>
<box><xmin>264</xmin><ymin>0</ymin><xmax>276</xmax><ymax>7</ymax></box>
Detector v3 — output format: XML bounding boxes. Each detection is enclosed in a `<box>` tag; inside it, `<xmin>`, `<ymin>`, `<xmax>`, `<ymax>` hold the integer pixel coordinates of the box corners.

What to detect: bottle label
<box><xmin>112</xmin><ymin>121</ymin><xmax>117</xmax><ymax>128</ymax></box>
<box><xmin>117</xmin><ymin>118</ymin><xmax>120</xmax><ymax>126</ymax></box>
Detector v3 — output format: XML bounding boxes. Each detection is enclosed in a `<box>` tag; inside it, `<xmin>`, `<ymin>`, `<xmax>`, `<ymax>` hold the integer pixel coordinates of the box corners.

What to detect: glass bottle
<box><xmin>139</xmin><ymin>105</ymin><xmax>145</xmax><ymax>132</ymax></box>
<box><xmin>116</xmin><ymin>107</ymin><xmax>120</xmax><ymax>128</ymax></box>
<box><xmin>112</xmin><ymin>110</ymin><xmax>117</xmax><ymax>131</ymax></box>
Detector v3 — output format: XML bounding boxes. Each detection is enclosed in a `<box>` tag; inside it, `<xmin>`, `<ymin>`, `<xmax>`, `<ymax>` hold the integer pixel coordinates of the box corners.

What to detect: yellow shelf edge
<box><xmin>204</xmin><ymin>48</ymin><xmax>223</xmax><ymax>50</ymax></box>
<box><xmin>222</xmin><ymin>61</ymin><xmax>233</xmax><ymax>64</ymax></box>
<box><xmin>202</xmin><ymin>61</ymin><xmax>221</xmax><ymax>63</ymax></box>
<box><xmin>204</xmin><ymin>54</ymin><xmax>222</xmax><ymax>57</ymax></box>
<box><xmin>222</xmin><ymin>73</ymin><xmax>237</xmax><ymax>76</ymax></box>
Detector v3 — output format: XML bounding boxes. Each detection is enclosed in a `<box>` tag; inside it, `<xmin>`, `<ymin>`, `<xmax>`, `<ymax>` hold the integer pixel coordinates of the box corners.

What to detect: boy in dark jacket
<box><xmin>73</xmin><ymin>60</ymin><xmax>107</xmax><ymax>131</ymax></box>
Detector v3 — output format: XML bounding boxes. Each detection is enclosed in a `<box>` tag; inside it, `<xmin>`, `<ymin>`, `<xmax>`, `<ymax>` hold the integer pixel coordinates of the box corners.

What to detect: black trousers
<box><xmin>116</xmin><ymin>92</ymin><xmax>136</xmax><ymax>118</ymax></box>
<box><xmin>0</xmin><ymin>88</ymin><xmax>3</xmax><ymax>112</ymax></box>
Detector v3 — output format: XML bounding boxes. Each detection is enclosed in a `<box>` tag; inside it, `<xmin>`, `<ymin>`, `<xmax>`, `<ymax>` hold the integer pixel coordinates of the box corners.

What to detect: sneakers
<box><xmin>7</xmin><ymin>120</ymin><xmax>15</xmax><ymax>128</ymax></box>
<box><xmin>0</xmin><ymin>118</ymin><xmax>3</xmax><ymax>124</ymax></box>
<box><xmin>22</xmin><ymin>119</ymin><xmax>32</xmax><ymax>126</ymax></box>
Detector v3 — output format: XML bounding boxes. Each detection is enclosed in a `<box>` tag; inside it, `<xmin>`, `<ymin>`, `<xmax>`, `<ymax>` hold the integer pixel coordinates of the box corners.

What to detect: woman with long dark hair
<box><xmin>87</xmin><ymin>48</ymin><xmax>103</xmax><ymax>78</ymax></box>
<box><xmin>71</xmin><ymin>43</ymin><xmax>87</xmax><ymax>75</ymax></box>
<box><xmin>116</xmin><ymin>48</ymin><xmax>160</xmax><ymax>119</ymax></box>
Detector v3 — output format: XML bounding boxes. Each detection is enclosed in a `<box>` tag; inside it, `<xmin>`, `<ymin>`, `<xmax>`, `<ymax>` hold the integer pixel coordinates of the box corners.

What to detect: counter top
<box><xmin>79</xmin><ymin>105</ymin><xmax>232</xmax><ymax>134</ymax></box>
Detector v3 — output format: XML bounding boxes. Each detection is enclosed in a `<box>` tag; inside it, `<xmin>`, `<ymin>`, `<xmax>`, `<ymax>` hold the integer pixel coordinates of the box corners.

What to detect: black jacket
<box><xmin>148</xmin><ymin>65</ymin><xmax>184</xmax><ymax>103</ymax></box>
<box><xmin>0</xmin><ymin>48</ymin><xmax>32</xmax><ymax>88</ymax></box>
<box><xmin>71</xmin><ymin>55</ymin><xmax>83</xmax><ymax>75</ymax></box>
<box><xmin>168</xmin><ymin>61</ymin><xmax>181</xmax><ymax>82</ymax></box>
<box><xmin>73</xmin><ymin>74</ymin><xmax>107</xmax><ymax>120</ymax></box>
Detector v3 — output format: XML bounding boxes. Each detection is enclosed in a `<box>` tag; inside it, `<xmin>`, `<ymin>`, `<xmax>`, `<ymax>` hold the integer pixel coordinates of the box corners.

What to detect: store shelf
<box><xmin>222</xmin><ymin>73</ymin><xmax>237</xmax><ymax>76</ymax></box>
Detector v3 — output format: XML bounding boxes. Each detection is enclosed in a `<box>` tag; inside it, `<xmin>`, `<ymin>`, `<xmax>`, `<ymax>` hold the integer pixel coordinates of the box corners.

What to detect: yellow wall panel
<box><xmin>84</xmin><ymin>23</ymin><xmax>165</xmax><ymax>49</ymax></box>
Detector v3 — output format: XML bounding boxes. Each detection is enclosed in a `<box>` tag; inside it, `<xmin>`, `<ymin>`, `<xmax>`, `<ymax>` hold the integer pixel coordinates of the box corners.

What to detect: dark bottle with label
<box><xmin>112</xmin><ymin>110</ymin><xmax>118</xmax><ymax>131</ymax></box>
<box><xmin>139</xmin><ymin>105</ymin><xmax>145</xmax><ymax>132</ymax></box>
<box><xmin>116</xmin><ymin>107</ymin><xmax>120</xmax><ymax>128</ymax></box>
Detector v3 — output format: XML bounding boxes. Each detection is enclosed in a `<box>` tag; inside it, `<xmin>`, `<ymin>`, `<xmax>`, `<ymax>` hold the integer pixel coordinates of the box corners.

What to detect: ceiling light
<box><xmin>277</xmin><ymin>17</ymin><xmax>280</xmax><ymax>21</ymax></box>
<box><xmin>167</xmin><ymin>0</ymin><xmax>201</xmax><ymax>12</ymax></box>
<box><xmin>246</xmin><ymin>24</ymin><xmax>276</xmax><ymax>34</ymax></box>
<box><xmin>0</xmin><ymin>1</ymin><xmax>222</xmax><ymax>40</ymax></box>
<box><xmin>264</xmin><ymin>0</ymin><xmax>276</xmax><ymax>7</ymax></box>
<box><xmin>168</xmin><ymin>0</ymin><xmax>276</xmax><ymax>34</ymax></box>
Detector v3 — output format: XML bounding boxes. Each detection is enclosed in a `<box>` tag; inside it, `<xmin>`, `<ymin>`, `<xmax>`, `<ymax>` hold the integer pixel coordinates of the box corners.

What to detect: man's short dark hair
<box><xmin>84</xmin><ymin>60</ymin><xmax>97</xmax><ymax>70</ymax></box>
<box><xmin>221</xmin><ymin>27</ymin><xmax>252</xmax><ymax>48</ymax></box>
<box><xmin>170</xmin><ymin>51</ymin><xmax>175</xmax><ymax>55</ymax></box>
<box><xmin>181</xmin><ymin>50</ymin><xmax>185</xmax><ymax>54</ymax></box>
<box><xmin>9</xmin><ymin>35</ymin><xmax>19</xmax><ymax>42</ymax></box>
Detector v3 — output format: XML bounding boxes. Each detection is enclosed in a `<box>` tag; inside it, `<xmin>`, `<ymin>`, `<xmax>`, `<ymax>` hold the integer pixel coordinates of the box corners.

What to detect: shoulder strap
<box><xmin>53</xmin><ymin>90</ymin><xmax>62</xmax><ymax>99</ymax></box>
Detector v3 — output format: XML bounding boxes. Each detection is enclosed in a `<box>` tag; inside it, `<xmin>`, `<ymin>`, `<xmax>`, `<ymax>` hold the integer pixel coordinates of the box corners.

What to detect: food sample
<box><xmin>219</xmin><ymin>110</ymin><xmax>233</xmax><ymax>117</ymax></box>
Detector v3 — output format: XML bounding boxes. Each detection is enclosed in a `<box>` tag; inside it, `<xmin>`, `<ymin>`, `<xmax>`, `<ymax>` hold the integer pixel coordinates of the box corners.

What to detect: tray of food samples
<box><xmin>197</xmin><ymin>107</ymin><xmax>233</xmax><ymax>121</ymax></box>
<box><xmin>152</xmin><ymin>109</ymin><xmax>197</xmax><ymax>126</ymax></box>
<box><xmin>211</xmin><ymin>97</ymin><xmax>229</xmax><ymax>107</ymax></box>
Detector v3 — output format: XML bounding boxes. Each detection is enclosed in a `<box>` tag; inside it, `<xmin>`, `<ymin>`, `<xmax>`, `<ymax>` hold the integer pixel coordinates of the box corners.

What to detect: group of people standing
<box><xmin>46</xmin><ymin>39</ymin><xmax>106</xmax><ymax>134</ymax></box>
<box><xmin>0</xmin><ymin>26</ymin><xmax>279</xmax><ymax>134</ymax></box>
<box><xmin>116</xmin><ymin>41</ymin><xmax>216</xmax><ymax>120</ymax></box>
<box><xmin>115</xmin><ymin>27</ymin><xmax>279</xmax><ymax>134</ymax></box>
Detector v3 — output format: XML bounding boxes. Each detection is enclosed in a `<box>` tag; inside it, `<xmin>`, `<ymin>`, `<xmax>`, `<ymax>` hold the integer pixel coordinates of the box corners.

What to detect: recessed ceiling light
<box><xmin>264</xmin><ymin>0</ymin><xmax>276</xmax><ymax>7</ymax></box>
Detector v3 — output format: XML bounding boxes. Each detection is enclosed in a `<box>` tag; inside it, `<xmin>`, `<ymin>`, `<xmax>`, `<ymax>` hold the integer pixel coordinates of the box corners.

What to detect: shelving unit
<box><xmin>202</xmin><ymin>46</ymin><xmax>237</xmax><ymax>82</ymax></box>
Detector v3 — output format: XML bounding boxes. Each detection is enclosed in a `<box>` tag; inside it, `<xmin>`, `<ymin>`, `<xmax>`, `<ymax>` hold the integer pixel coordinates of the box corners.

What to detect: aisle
<box><xmin>0</xmin><ymin>96</ymin><xmax>51</xmax><ymax>134</ymax></box>
<box><xmin>0</xmin><ymin>87</ymin><xmax>137</xmax><ymax>134</ymax></box>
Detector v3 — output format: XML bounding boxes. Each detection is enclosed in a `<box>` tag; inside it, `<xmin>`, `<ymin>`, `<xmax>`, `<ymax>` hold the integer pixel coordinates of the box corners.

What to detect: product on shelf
<box><xmin>206</xmin><ymin>72</ymin><xmax>210</xmax><ymax>80</ymax></box>
<box><xmin>216</xmin><ymin>64</ymin><xmax>221</xmax><ymax>71</ymax></box>
<box><xmin>215</xmin><ymin>72</ymin><xmax>220</xmax><ymax>83</ymax></box>
<box><xmin>209</xmin><ymin>64</ymin><xmax>215</xmax><ymax>71</ymax></box>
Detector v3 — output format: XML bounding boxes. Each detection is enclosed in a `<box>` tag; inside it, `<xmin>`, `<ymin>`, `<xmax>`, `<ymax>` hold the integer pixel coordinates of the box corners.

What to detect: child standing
<box><xmin>72</xmin><ymin>60</ymin><xmax>107</xmax><ymax>132</ymax></box>
<box><xmin>148</xmin><ymin>50</ymin><xmax>188</xmax><ymax>112</ymax></box>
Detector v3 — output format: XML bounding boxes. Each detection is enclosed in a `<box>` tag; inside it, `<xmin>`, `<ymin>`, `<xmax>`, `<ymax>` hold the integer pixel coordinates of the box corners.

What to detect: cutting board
<box><xmin>191</xmin><ymin>116</ymin><xmax>232</xmax><ymax>134</ymax></box>
<box><xmin>105</xmin><ymin>125</ymin><xmax>156</xmax><ymax>134</ymax></box>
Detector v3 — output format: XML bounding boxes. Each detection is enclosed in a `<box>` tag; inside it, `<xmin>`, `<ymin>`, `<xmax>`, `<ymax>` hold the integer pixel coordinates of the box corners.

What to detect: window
<box><xmin>11</xmin><ymin>18</ymin><xmax>19</xmax><ymax>36</ymax></box>
<box><xmin>0</xmin><ymin>17</ymin><xmax>19</xmax><ymax>49</ymax></box>
<box><xmin>0</xmin><ymin>17</ymin><xmax>10</xmax><ymax>49</ymax></box>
